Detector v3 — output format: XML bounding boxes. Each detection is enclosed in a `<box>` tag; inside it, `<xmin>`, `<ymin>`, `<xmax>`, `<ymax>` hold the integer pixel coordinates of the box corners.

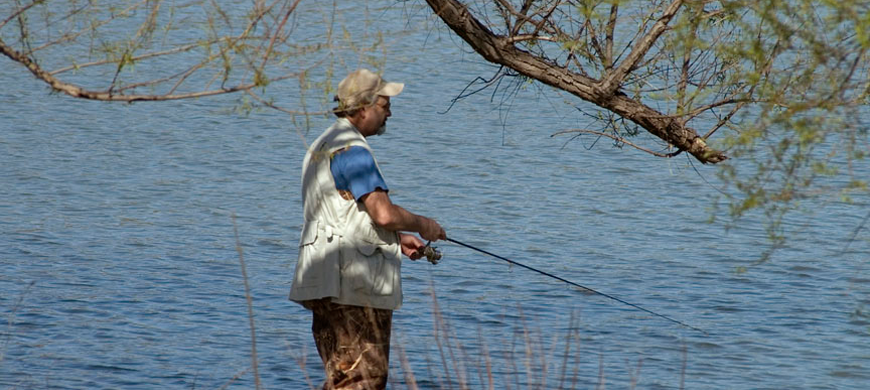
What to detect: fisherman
<box><xmin>289</xmin><ymin>68</ymin><xmax>446</xmax><ymax>389</ymax></box>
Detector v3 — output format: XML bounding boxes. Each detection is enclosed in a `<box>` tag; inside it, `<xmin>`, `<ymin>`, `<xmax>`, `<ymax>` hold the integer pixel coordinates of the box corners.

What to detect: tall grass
<box><xmin>232</xmin><ymin>213</ymin><xmax>262</xmax><ymax>390</ymax></box>
<box><xmin>388</xmin><ymin>294</ymin><xmax>589</xmax><ymax>390</ymax></box>
<box><xmin>230</xmin><ymin>223</ymin><xmax>685</xmax><ymax>389</ymax></box>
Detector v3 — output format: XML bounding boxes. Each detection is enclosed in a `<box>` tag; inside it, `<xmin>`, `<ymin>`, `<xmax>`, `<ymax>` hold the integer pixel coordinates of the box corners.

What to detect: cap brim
<box><xmin>377</xmin><ymin>82</ymin><xmax>404</xmax><ymax>97</ymax></box>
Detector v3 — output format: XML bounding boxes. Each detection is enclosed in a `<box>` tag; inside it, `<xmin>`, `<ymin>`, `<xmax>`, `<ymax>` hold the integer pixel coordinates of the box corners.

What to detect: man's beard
<box><xmin>375</xmin><ymin>122</ymin><xmax>387</xmax><ymax>136</ymax></box>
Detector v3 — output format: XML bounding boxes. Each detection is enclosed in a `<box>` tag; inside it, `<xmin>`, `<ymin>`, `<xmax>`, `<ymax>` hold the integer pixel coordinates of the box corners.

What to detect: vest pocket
<box><xmin>342</xmin><ymin>239</ymin><xmax>399</xmax><ymax>296</ymax></box>
<box><xmin>299</xmin><ymin>220</ymin><xmax>320</xmax><ymax>247</ymax></box>
<box><xmin>291</xmin><ymin>221</ymin><xmax>340</xmax><ymax>293</ymax></box>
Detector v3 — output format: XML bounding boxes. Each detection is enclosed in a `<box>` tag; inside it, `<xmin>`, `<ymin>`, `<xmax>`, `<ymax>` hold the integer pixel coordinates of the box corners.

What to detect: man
<box><xmin>289</xmin><ymin>68</ymin><xmax>446</xmax><ymax>389</ymax></box>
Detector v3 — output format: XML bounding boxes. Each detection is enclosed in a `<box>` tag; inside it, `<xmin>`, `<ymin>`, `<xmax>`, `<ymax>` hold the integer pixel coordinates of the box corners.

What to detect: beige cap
<box><xmin>336</xmin><ymin>69</ymin><xmax>404</xmax><ymax>111</ymax></box>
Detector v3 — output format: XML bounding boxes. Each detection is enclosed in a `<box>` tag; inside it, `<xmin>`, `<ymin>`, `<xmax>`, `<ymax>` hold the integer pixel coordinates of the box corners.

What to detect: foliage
<box><xmin>0</xmin><ymin>0</ymin><xmax>385</xmax><ymax>111</ymax></box>
<box><xmin>423</xmin><ymin>0</ymin><xmax>869</xmax><ymax>251</ymax></box>
<box><xmin>709</xmin><ymin>0</ymin><xmax>870</xmax><ymax>246</ymax></box>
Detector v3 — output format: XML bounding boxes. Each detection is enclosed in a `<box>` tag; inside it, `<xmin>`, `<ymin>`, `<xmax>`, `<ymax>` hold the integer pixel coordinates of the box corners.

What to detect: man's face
<box><xmin>358</xmin><ymin>96</ymin><xmax>391</xmax><ymax>137</ymax></box>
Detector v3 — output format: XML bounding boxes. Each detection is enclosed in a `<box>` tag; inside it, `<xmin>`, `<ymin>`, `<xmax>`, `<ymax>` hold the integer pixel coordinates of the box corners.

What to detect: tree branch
<box><xmin>599</xmin><ymin>0</ymin><xmax>683</xmax><ymax>95</ymax></box>
<box><xmin>257</xmin><ymin>0</ymin><xmax>303</xmax><ymax>79</ymax></box>
<box><xmin>426</xmin><ymin>0</ymin><xmax>599</xmax><ymax>99</ymax></box>
<box><xmin>0</xmin><ymin>0</ymin><xmax>41</xmax><ymax>31</ymax></box>
<box><xmin>0</xmin><ymin>36</ymin><xmax>257</xmax><ymax>102</ymax></box>
<box><xmin>426</xmin><ymin>0</ymin><xmax>726</xmax><ymax>163</ymax></box>
<box><xmin>506</xmin><ymin>34</ymin><xmax>558</xmax><ymax>43</ymax></box>
<box><xmin>552</xmin><ymin>129</ymin><xmax>681</xmax><ymax>158</ymax></box>
<box><xmin>29</xmin><ymin>0</ymin><xmax>148</xmax><ymax>54</ymax></box>
<box><xmin>50</xmin><ymin>43</ymin><xmax>206</xmax><ymax>75</ymax></box>
<box><xmin>604</xmin><ymin>3</ymin><xmax>618</xmax><ymax>70</ymax></box>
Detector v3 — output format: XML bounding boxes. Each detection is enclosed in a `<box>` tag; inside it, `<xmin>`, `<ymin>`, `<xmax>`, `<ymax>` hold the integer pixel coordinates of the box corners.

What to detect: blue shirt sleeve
<box><xmin>330</xmin><ymin>146</ymin><xmax>388</xmax><ymax>201</ymax></box>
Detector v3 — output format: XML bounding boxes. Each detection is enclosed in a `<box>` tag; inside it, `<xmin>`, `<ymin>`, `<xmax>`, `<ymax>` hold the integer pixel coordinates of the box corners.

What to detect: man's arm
<box><xmin>361</xmin><ymin>189</ymin><xmax>446</xmax><ymax>242</ymax></box>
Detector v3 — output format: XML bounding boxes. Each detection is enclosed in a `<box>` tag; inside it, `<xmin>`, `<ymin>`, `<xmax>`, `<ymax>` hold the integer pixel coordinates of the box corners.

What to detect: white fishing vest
<box><xmin>289</xmin><ymin>118</ymin><xmax>403</xmax><ymax>310</ymax></box>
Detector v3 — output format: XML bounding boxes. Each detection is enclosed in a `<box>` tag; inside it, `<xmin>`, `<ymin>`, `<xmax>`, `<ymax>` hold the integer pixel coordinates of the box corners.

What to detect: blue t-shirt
<box><xmin>330</xmin><ymin>146</ymin><xmax>388</xmax><ymax>201</ymax></box>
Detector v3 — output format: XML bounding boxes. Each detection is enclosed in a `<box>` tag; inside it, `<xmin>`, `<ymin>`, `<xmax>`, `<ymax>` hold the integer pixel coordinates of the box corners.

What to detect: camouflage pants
<box><xmin>303</xmin><ymin>299</ymin><xmax>392</xmax><ymax>390</ymax></box>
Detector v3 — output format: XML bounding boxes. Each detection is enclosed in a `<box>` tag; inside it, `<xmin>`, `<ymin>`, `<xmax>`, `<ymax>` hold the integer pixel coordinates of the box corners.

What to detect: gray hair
<box><xmin>332</xmin><ymin>95</ymin><xmax>374</xmax><ymax>118</ymax></box>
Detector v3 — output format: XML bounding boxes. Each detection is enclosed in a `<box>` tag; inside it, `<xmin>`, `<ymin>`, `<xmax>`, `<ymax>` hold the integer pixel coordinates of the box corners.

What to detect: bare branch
<box><xmin>50</xmin><ymin>43</ymin><xmax>205</xmax><ymax>75</ymax></box>
<box><xmin>604</xmin><ymin>2</ymin><xmax>618</xmax><ymax>70</ymax></box>
<box><xmin>506</xmin><ymin>34</ymin><xmax>558</xmax><ymax>43</ymax></box>
<box><xmin>600</xmin><ymin>0</ymin><xmax>684</xmax><ymax>95</ymax></box>
<box><xmin>245</xmin><ymin>89</ymin><xmax>327</xmax><ymax>117</ymax></box>
<box><xmin>552</xmin><ymin>129</ymin><xmax>681</xmax><ymax>158</ymax></box>
<box><xmin>257</xmin><ymin>0</ymin><xmax>303</xmax><ymax>77</ymax></box>
<box><xmin>426</xmin><ymin>0</ymin><xmax>599</xmax><ymax>98</ymax></box>
<box><xmin>584</xmin><ymin>18</ymin><xmax>606</xmax><ymax>68</ymax></box>
<box><xmin>0</xmin><ymin>0</ymin><xmax>40</xmax><ymax>31</ymax></box>
<box><xmin>493</xmin><ymin>0</ymin><xmax>515</xmax><ymax>33</ymax></box>
<box><xmin>29</xmin><ymin>0</ymin><xmax>148</xmax><ymax>54</ymax></box>
<box><xmin>683</xmin><ymin>98</ymin><xmax>749</xmax><ymax>123</ymax></box>
<box><xmin>525</xmin><ymin>2</ymin><xmax>559</xmax><ymax>44</ymax></box>
<box><xmin>426</xmin><ymin>0</ymin><xmax>727</xmax><ymax>163</ymax></box>
<box><xmin>0</xmin><ymin>35</ymin><xmax>255</xmax><ymax>102</ymax></box>
<box><xmin>677</xmin><ymin>4</ymin><xmax>704</xmax><ymax>117</ymax></box>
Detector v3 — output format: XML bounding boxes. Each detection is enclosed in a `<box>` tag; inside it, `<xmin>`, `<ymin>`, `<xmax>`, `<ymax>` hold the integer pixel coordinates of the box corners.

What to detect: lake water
<box><xmin>2</xmin><ymin>2</ymin><xmax>869</xmax><ymax>389</ymax></box>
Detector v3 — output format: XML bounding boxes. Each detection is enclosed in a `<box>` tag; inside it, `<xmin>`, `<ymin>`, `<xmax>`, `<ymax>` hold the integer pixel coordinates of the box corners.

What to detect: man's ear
<box><xmin>352</xmin><ymin>105</ymin><xmax>367</xmax><ymax>121</ymax></box>
<box><xmin>347</xmin><ymin>107</ymin><xmax>364</xmax><ymax>124</ymax></box>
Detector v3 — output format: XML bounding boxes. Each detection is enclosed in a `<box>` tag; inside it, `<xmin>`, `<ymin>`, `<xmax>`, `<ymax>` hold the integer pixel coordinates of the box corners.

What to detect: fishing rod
<box><xmin>444</xmin><ymin>237</ymin><xmax>707</xmax><ymax>335</ymax></box>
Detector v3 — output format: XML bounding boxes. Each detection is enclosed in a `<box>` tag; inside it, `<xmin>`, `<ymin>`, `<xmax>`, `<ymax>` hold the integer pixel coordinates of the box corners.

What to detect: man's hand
<box><xmin>418</xmin><ymin>216</ymin><xmax>446</xmax><ymax>242</ymax></box>
<box><xmin>400</xmin><ymin>233</ymin><xmax>425</xmax><ymax>260</ymax></box>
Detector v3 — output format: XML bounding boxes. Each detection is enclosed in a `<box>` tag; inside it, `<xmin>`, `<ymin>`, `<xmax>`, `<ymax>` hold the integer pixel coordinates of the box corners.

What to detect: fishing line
<box><xmin>445</xmin><ymin>237</ymin><xmax>707</xmax><ymax>335</ymax></box>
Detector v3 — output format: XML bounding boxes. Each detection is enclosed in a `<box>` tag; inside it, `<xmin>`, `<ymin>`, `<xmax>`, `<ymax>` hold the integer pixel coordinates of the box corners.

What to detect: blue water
<box><xmin>2</xmin><ymin>2</ymin><xmax>869</xmax><ymax>389</ymax></box>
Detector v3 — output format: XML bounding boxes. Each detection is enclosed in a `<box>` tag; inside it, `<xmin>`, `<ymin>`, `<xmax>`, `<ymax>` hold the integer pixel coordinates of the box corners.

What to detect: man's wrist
<box><xmin>414</xmin><ymin>215</ymin><xmax>425</xmax><ymax>233</ymax></box>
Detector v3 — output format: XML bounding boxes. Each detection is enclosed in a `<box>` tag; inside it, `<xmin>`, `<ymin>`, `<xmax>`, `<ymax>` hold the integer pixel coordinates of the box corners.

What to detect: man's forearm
<box><xmin>366</xmin><ymin>193</ymin><xmax>426</xmax><ymax>232</ymax></box>
<box><xmin>362</xmin><ymin>190</ymin><xmax>444</xmax><ymax>240</ymax></box>
<box><xmin>376</xmin><ymin>203</ymin><xmax>427</xmax><ymax>232</ymax></box>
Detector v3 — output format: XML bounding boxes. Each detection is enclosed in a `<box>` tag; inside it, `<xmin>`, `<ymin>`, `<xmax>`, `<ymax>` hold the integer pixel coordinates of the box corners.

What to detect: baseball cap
<box><xmin>335</xmin><ymin>69</ymin><xmax>404</xmax><ymax>112</ymax></box>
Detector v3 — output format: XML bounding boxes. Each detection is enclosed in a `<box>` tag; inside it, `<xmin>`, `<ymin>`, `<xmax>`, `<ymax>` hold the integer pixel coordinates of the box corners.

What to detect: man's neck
<box><xmin>346</xmin><ymin>116</ymin><xmax>371</xmax><ymax>137</ymax></box>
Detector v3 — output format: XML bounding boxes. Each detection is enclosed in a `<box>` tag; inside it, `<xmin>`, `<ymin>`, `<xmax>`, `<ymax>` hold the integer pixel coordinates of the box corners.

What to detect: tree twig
<box><xmin>600</xmin><ymin>0</ymin><xmax>684</xmax><ymax>95</ymax></box>
<box><xmin>552</xmin><ymin>128</ymin><xmax>681</xmax><ymax>158</ymax></box>
<box><xmin>50</xmin><ymin>43</ymin><xmax>204</xmax><ymax>75</ymax></box>
<box><xmin>1</xmin><ymin>35</ymin><xmax>265</xmax><ymax>101</ymax></box>
<box><xmin>257</xmin><ymin>0</ymin><xmax>303</xmax><ymax>79</ymax></box>
<box><xmin>0</xmin><ymin>0</ymin><xmax>40</xmax><ymax>31</ymax></box>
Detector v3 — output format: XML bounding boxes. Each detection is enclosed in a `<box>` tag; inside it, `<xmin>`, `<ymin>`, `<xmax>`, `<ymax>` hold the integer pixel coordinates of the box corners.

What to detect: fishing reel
<box><xmin>414</xmin><ymin>241</ymin><xmax>442</xmax><ymax>265</ymax></box>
